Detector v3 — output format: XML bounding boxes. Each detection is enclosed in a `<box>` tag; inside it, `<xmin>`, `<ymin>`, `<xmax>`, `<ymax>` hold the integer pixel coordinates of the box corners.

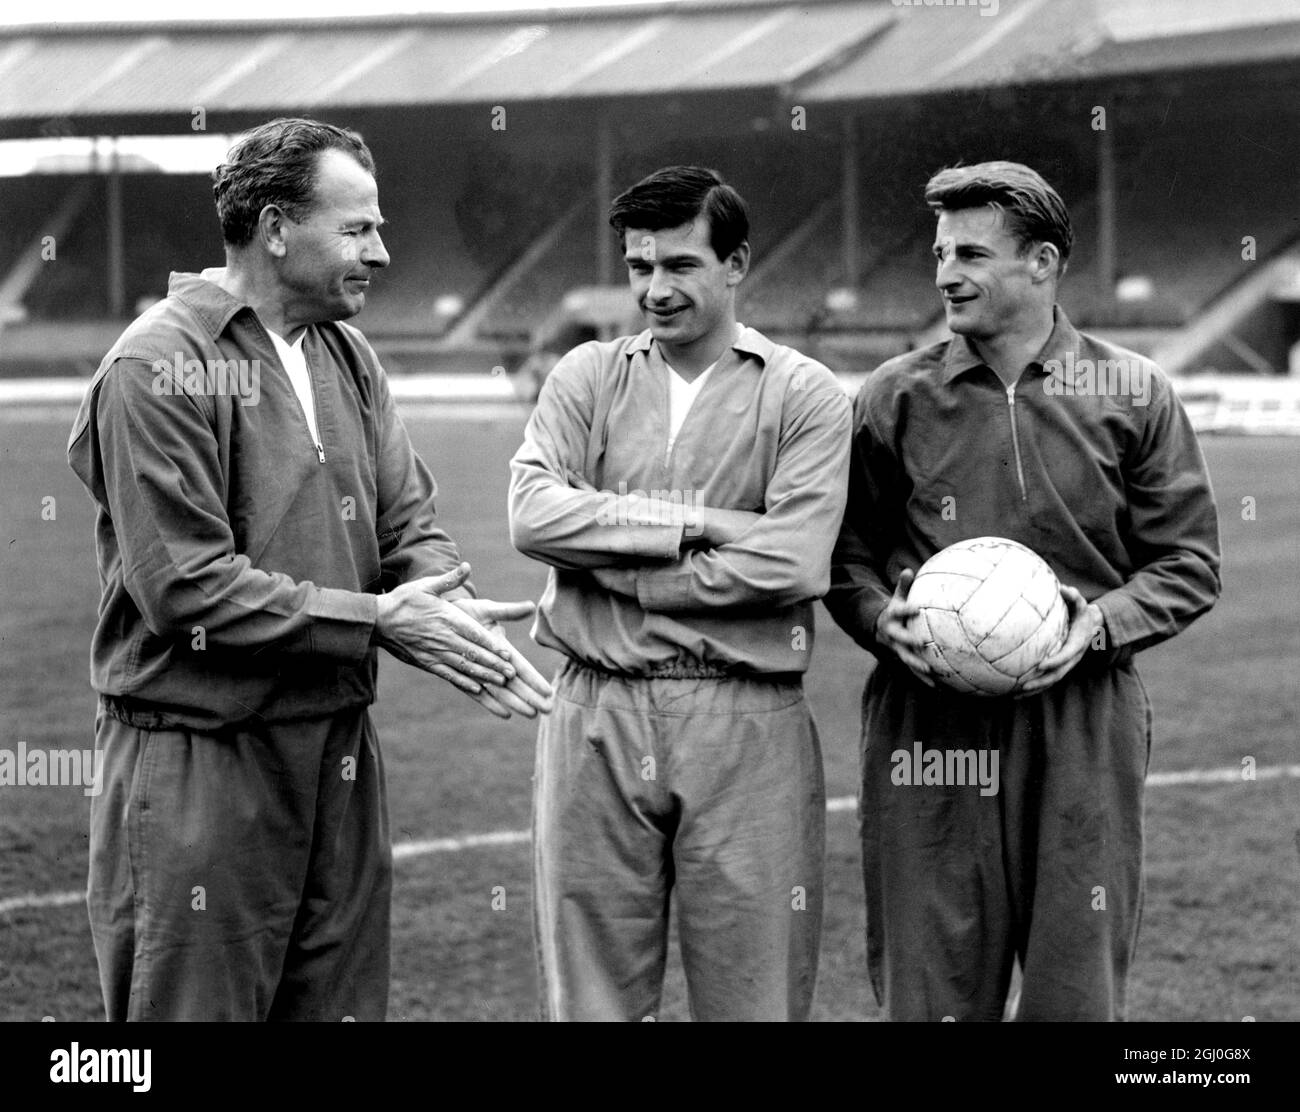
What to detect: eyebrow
<box><xmin>623</xmin><ymin>249</ymin><xmax>701</xmax><ymax>264</ymax></box>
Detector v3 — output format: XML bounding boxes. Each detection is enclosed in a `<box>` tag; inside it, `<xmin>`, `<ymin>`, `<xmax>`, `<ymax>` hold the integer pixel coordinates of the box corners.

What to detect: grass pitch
<box><xmin>0</xmin><ymin>407</ymin><xmax>1295</xmax><ymax>1021</ymax></box>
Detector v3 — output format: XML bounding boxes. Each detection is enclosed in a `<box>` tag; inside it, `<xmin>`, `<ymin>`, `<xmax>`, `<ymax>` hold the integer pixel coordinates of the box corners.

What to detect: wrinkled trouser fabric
<box><xmin>860</xmin><ymin>660</ymin><xmax>1152</xmax><ymax>1021</ymax></box>
<box><xmin>533</xmin><ymin>660</ymin><xmax>826</xmax><ymax>1021</ymax></box>
<box><xmin>87</xmin><ymin>704</ymin><xmax>392</xmax><ymax>1021</ymax></box>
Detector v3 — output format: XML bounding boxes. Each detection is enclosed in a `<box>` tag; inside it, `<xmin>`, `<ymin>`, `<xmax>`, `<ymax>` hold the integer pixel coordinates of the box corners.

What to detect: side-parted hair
<box><xmin>212</xmin><ymin>117</ymin><xmax>376</xmax><ymax>247</ymax></box>
<box><xmin>924</xmin><ymin>160</ymin><xmax>1073</xmax><ymax>274</ymax></box>
<box><xmin>608</xmin><ymin>165</ymin><xmax>750</xmax><ymax>262</ymax></box>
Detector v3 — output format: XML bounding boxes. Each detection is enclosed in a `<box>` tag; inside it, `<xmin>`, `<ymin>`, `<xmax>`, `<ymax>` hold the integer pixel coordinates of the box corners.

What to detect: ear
<box><xmin>1028</xmin><ymin>241</ymin><xmax>1061</xmax><ymax>285</ymax></box>
<box><xmin>724</xmin><ymin>241</ymin><xmax>751</xmax><ymax>287</ymax></box>
<box><xmin>257</xmin><ymin>204</ymin><xmax>291</xmax><ymax>259</ymax></box>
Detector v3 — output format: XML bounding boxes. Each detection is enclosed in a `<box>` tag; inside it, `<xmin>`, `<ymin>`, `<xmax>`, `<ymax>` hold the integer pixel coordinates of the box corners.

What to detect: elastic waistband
<box><xmin>99</xmin><ymin>694</ymin><xmax>190</xmax><ymax>730</ymax></box>
<box><xmin>561</xmin><ymin>657</ymin><xmax>802</xmax><ymax>685</ymax></box>
<box><xmin>98</xmin><ymin>692</ymin><xmax>369</xmax><ymax>732</ymax></box>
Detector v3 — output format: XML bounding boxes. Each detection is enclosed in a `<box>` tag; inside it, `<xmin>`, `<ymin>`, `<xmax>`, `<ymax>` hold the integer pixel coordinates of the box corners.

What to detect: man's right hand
<box><xmin>682</xmin><ymin>507</ymin><xmax>762</xmax><ymax>549</ymax></box>
<box><xmin>373</xmin><ymin>563</ymin><xmax>516</xmax><ymax>693</ymax></box>
<box><xmin>874</xmin><ymin>569</ymin><xmax>935</xmax><ymax>687</ymax></box>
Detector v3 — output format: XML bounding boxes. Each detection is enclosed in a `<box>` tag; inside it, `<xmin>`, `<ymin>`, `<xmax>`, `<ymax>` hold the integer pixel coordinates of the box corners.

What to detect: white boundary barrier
<box><xmin>1176</xmin><ymin>374</ymin><xmax>1300</xmax><ymax>434</ymax></box>
<box><xmin>8</xmin><ymin>371</ymin><xmax>1300</xmax><ymax>434</ymax></box>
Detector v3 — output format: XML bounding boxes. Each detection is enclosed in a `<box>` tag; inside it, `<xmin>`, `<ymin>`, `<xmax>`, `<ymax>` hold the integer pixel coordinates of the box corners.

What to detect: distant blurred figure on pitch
<box><xmin>825</xmin><ymin>161</ymin><xmax>1221</xmax><ymax>1020</ymax></box>
<box><xmin>510</xmin><ymin>166</ymin><xmax>851</xmax><ymax>1020</ymax></box>
<box><xmin>68</xmin><ymin>117</ymin><xmax>551</xmax><ymax>1021</ymax></box>
<box><xmin>515</xmin><ymin>319</ymin><xmax>599</xmax><ymax>403</ymax></box>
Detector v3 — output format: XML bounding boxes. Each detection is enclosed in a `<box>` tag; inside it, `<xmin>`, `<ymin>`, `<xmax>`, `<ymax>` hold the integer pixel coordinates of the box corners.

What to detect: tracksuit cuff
<box><xmin>635</xmin><ymin>565</ymin><xmax>691</xmax><ymax>611</ymax></box>
<box><xmin>310</xmin><ymin>587</ymin><xmax>380</xmax><ymax>663</ymax></box>
<box><xmin>857</xmin><ymin>592</ymin><xmax>890</xmax><ymax>652</ymax></box>
<box><xmin>643</xmin><ymin>523</ymin><xmax>686</xmax><ymax>560</ymax></box>
<box><xmin>1092</xmin><ymin>591</ymin><xmax>1140</xmax><ymax>651</ymax></box>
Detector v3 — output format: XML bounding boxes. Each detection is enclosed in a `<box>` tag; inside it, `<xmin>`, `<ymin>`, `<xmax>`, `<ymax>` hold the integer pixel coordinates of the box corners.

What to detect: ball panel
<box><xmin>923</xmin><ymin>546</ymin><xmax>1001</xmax><ymax>581</ymax></box>
<box><xmin>956</xmin><ymin>589</ymin><xmax>1022</xmax><ymax>651</ymax></box>
<box><xmin>977</xmin><ymin>595</ymin><xmax>1052</xmax><ymax>663</ymax></box>
<box><xmin>908</xmin><ymin>568</ymin><xmax>985</xmax><ymax>612</ymax></box>
<box><xmin>987</xmin><ymin>611</ymin><xmax>1065</xmax><ymax>679</ymax></box>
<box><xmin>918</xmin><ymin>611</ymin><xmax>981</xmax><ymax>694</ymax></box>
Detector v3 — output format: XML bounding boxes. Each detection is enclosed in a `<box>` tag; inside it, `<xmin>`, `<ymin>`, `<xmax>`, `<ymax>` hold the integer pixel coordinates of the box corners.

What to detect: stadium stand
<box><xmin>0</xmin><ymin>0</ymin><xmax>1296</xmax><ymax>385</ymax></box>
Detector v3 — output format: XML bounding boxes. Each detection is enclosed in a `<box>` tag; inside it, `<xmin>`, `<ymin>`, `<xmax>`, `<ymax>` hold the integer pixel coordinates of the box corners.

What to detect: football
<box><xmin>906</xmin><ymin>537</ymin><xmax>1070</xmax><ymax>696</ymax></box>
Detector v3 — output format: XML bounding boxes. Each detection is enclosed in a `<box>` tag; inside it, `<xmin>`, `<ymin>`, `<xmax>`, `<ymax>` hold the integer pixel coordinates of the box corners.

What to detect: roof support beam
<box><xmin>595</xmin><ymin>112</ymin><xmax>613</xmax><ymax>287</ymax></box>
<box><xmin>105</xmin><ymin>139</ymin><xmax>125</xmax><ymax>318</ymax></box>
<box><xmin>841</xmin><ymin>113</ymin><xmax>861</xmax><ymax>288</ymax></box>
<box><xmin>1096</xmin><ymin>115</ymin><xmax>1117</xmax><ymax>309</ymax></box>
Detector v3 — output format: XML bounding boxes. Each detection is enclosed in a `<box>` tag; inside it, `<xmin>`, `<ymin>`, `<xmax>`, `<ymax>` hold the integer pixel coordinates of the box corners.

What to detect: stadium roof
<box><xmin>800</xmin><ymin>0</ymin><xmax>1300</xmax><ymax>100</ymax></box>
<box><xmin>0</xmin><ymin>0</ymin><xmax>1296</xmax><ymax>126</ymax></box>
<box><xmin>0</xmin><ymin>1</ymin><xmax>891</xmax><ymax>121</ymax></box>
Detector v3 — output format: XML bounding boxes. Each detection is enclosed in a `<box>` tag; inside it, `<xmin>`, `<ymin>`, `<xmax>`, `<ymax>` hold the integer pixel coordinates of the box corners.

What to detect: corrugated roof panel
<box><xmin>71</xmin><ymin>34</ymin><xmax>289</xmax><ymax>115</ymax></box>
<box><xmin>934</xmin><ymin>0</ymin><xmax>1101</xmax><ymax>89</ymax></box>
<box><xmin>216</xmin><ymin>30</ymin><xmax>403</xmax><ymax>109</ymax></box>
<box><xmin>562</xmin><ymin>11</ymin><xmax>818</xmax><ymax>95</ymax></box>
<box><xmin>801</xmin><ymin>0</ymin><xmax>1094</xmax><ymax>99</ymax></box>
<box><xmin>0</xmin><ymin>38</ymin><xmax>162</xmax><ymax>115</ymax></box>
<box><xmin>802</xmin><ymin>7</ymin><xmax>1003</xmax><ymax>99</ymax></box>
<box><xmin>1085</xmin><ymin>22</ymin><xmax>1300</xmax><ymax>77</ymax></box>
<box><xmin>1099</xmin><ymin>0</ymin><xmax>1300</xmax><ymax>42</ymax></box>
<box><xmin>440</xmin><ymin>21</ymin><xmax>647</xmax><ymax>101</ymax></box>
<box><xmin>674</xmin><ymin>4</ymin><xmax>893</xmax><ymax>90</ymax></box>
<box><xmin>320</xmin><ymin>25</ymin><xmax>525</xmax><ymax>105</ymax></box>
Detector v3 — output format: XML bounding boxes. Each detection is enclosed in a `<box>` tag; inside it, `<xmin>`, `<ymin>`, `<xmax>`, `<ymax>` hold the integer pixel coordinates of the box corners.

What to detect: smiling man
<box><xmin>509</xmin><ymin>165</ymin><xmax>851</xmax><ymax>1020</ymax></box>
<box><xmin>824</xmin><ymin>161</ymin><xmax>1221</xmax><ymax>1020</ymax></box>
<box><xmin>68</xmin><ymin>117</ymin><xmax>552</xmax><ymax>1021</ymax></box>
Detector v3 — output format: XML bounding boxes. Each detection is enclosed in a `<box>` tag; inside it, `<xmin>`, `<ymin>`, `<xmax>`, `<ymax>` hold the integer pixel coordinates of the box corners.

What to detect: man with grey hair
<box><xmin>68</xmin><ymin>117</ymin><xmax>552</xmax><ymax>1021</ymax></box>
<box><xmin>825</xmin><ymin>160</ymin><xmax>1220</xmax><ymax>1020</ymax></box>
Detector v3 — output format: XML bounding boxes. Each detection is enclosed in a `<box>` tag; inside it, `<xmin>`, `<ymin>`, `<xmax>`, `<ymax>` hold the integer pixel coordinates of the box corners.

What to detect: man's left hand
<box><xmin>1017</xmin><ymin>586</ymin><xmax>1104</xmax><ymax>697</ymax></box>
<box><xmin>449</xmin><ymin>598</ymin><xmax>555</xmax><ymax>719</ymax></box>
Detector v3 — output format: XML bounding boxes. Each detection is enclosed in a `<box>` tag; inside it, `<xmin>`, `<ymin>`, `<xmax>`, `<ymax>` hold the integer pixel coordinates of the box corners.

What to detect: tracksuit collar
<box><xmin>941</xmin><ymin>306</ymin><xmax>1083</xmax><ymax>385</ymax></box>
<box><xmin>166</xmin><ymin>268</ymin><xmax>266</xmax><ymax>341</ymax></box>
<box><xmin>627</xmin><ymin>322</ymin><xmax>773</xmax><ymax>368</ymax></box>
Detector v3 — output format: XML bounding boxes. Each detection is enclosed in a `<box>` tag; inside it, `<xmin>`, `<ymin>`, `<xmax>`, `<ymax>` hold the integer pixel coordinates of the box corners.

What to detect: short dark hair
<box><xmin>212</xmin><ymin>117</ymin><xmax>376</xmax><ymax>247</ymax></box>
<box><xmin>924</xmin><ymin>160</ymin><xmax>1073</xmax><ymax>271</ymax></box>
<box><xmin>608</xmin><ymin>165</ymin><xmax>749</xmax><ymax>262</ymax></box>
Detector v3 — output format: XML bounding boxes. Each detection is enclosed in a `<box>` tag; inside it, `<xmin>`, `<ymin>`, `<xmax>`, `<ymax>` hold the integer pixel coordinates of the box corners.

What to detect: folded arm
<box><xmin>589</xmin><ymin>377</ymin><xmax>852</xmax><ymax>612</ymax></box>
<box><xmin>508</xmin><ymin>347</ymin><xmax>686</xmax><ymax>569</ymax></box>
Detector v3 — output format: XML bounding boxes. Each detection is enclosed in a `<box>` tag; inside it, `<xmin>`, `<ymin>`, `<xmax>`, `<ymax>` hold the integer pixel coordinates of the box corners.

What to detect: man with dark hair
<box><xmin>825</xmin><ymin>160</ymin><xmax>1220</xmax><ymax>1020</ymax></box>
<box><xmin>68</xmin><ymin>116</ymin><xmax>552</xmax><ymax>1021</ymax></box>
<box><xmin>509</xmin><ymin>165</ymin><xmax>851</xmax><ymax>1020</ymax></box>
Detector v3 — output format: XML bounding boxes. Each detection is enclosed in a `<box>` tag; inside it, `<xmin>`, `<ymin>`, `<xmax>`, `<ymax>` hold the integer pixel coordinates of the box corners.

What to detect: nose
<box><xmin>361</xmin><ymin>231</ymin><xmax>389</xmax><ymax>270</ymax></box>
<box><xmin>935</xmin><ymin>254</ymin><xmax>960</xmax><ymax>292</ymax></box>
<box><xmin>645</xmin><ymin>266</ymin><xmax>673</xmax><ymax>304</ymax></box>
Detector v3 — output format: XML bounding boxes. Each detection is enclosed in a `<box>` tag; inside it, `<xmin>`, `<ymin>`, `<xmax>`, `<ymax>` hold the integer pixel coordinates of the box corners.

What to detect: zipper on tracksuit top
<box><xmin>305</xmin><ymin>361</ymin><xmax>325</xmax><ymax>464</ymax></box>
<box><xmin>1005</xmin><ymin>381</ymin><xmax>1027</xmax><ymax>501</ymax></box>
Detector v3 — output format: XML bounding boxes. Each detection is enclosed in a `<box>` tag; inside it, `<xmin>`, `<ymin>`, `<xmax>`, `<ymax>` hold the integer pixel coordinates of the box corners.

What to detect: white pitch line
<box><xmin>1147</xmin><ymin>764</ymin><xmax>1300</xmax><ymax>786</ymax></box>
<box><xmin>392</xmin><ymin>829</ymin><xmax>531</xmax><ymax>859</ymax></box>
<box><xmin>0</xmin><ymin>889</ymin><xmax>84</xmax><ymax>916</ymax></box>
<box><xmin>0</xmin><ymin>401</ymin><xmax>529</xmax><ymax>424</ymax></box>
<box><xmin>3</xmin><ymin>764</ymin><xmax>1297</xmax><ymax>917</ymax></box>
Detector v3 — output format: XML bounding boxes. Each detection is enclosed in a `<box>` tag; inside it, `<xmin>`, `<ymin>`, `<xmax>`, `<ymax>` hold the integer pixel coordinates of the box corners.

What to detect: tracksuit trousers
<box><xmin>87</xmin><ymin>702</ymin><xmax>392</xmax><ymax>1021</ymax></box>
<box><xmin>859</xmin><ymin>659</ymin><xmax>1153</xmax><ymax>1021</ymax></box>
<box><xmin>533</xmin><ymin>660</ymin><xmax>826</xmax><ymax>1021</ymax></box>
